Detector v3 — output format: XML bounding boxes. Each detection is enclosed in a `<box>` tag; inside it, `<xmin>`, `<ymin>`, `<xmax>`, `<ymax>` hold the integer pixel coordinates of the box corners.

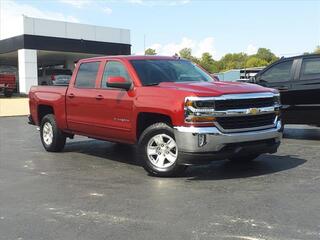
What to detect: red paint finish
<box><xmin>0</xmin><ymin>74</ymin><xmax>16</xmax><ymax>94</ymax></box>
<box><xmin>29</xmin><ymin>55</ymin><xmax>275</xmax><ymax>144</ymax></box>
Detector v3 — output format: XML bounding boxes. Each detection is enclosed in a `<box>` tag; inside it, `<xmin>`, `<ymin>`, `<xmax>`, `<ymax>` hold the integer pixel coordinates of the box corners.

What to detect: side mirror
<box><xmin>107</xmin><ymin>76</ymin><xmax>132</xmax><ymax>90</ymax></box>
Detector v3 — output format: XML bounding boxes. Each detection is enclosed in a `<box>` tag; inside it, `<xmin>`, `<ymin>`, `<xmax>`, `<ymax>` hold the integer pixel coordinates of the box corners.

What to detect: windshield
<box><xmin>130</xmin><ymin>59</ymin><xmax>213</xmax><ymax>86</ymax></box>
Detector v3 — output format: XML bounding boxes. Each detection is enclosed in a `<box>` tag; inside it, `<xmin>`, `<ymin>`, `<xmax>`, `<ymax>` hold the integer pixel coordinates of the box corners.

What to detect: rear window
<box><xmin>45</xmin><ymin>69</ymin><xmax>72</xmax><ymax>76</ymax></box>
<box><xmin>75</xmin><ymin>62</ymin><xmax>100</xmax><ymax>88</ymax></box>
<box><xmin>53</xmin><ymin>75</ymin><xmax>72</xmax><ymax>86</ymax></box>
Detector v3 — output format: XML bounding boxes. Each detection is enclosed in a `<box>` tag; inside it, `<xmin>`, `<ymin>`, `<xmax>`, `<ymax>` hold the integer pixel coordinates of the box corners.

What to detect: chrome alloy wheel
<box><xmin>43</xmin><ymin>122</ymin><xmax>53</xmax><ymax>145</ymax></box>
<box><xmin>147</xmin><ymin>134</ymin><xmax>178</xmax><ymax>169</ymax></box>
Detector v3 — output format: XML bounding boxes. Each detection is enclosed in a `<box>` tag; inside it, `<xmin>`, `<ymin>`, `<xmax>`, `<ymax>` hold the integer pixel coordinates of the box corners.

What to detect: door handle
<box><xmin>95</xmin><ymin>95</ymin><xmax>104</xmax><ymax>100</ymax></box>
<box><xmin>68</xmin><ymin>93</ymin><xmax>75</xmax><ymax>98</ymax></box>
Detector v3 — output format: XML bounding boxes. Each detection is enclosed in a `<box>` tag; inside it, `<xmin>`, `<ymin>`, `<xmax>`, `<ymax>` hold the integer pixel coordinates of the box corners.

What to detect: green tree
<box><xmin>145</xmin><ymin>48</ymin><xmax>156</xmax><ymax>55</ymax></box>
<box><xmin>245</xmin><ymin>56</ymin><xmax>268</xmax><ymax>68</ymax></box>
<box><xmin>314</xmin><ymin>45</ymin><xmax>320</xmax><ymax>54</ymax></box>
<box><xmin>178</xmin><ymin>48</ymin><xmax>200</xmax><ymax>63</ymax></box>
<box><xmin>219</xmin><ymin>52</ymin><xmax>248</xmax><ymax>70</ymax></box>
<box><xmin>179</xmin><ymin>48</ymin><xmax>193</xmax><ymax>59</ymax></box>
<box><xmin>199</xmin><ymin>52</ymin><xmax>217</xmax><ymax>73</ymax></box>
<box><xmin>255</xmin><ymin>48</ymin><xmax>278</xmax><ymax>63</ymax></box>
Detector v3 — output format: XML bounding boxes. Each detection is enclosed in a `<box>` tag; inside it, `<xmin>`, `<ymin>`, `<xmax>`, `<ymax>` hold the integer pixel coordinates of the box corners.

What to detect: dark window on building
<box><xmin>75</xmin><ymin>62</ymin><xmax>100</xmax><ymax>88</ymax></box>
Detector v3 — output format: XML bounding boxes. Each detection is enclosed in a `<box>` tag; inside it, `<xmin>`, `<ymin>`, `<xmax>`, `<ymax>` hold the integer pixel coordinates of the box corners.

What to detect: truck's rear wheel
<box><xmin>40</xmin><ymin>114</ymin><xmax>66</xmax><ymax>152</ymax></box>
<box><xmin>138</xmin><ymin>123</ymin><xmax>187</xmax><ymax>177</ymax></box>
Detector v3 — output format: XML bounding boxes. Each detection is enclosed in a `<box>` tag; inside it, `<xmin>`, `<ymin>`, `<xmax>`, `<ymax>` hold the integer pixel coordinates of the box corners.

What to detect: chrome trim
<box><xmin>187</xmin><ymin>106</ymin><xmax>278</xmax><ymax>116</ymax></box>
<box><xmin>174</xmin><ymin>120</ymin><xmax>282</xmax><ymax>153</ymax></box>
<box><xmin>184</xmin><ymin>92</ymin><xmax>281</xmax><ymax>132</ymax></box>
<box><xmin>185</xmin><ymin>92</ymin><xmax>278</xmax><ymax>102</ymax></box>
<box><xmin>214</xmin><ymin>116</ymin><xmax>279</xmax><ymax>133</ymax></box>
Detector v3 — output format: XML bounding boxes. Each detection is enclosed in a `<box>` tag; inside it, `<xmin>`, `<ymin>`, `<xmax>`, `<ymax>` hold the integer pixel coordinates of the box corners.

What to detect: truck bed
<box><xmin>29</xmin><ymin>86</ymin><xmax>68</xmax><ymax>128</ymax></box>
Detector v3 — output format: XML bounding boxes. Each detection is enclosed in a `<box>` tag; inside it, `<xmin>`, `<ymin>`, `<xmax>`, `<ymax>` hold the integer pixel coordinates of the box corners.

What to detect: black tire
<box><xmin>4</xmin><ymin>89</ymin><xmax>13</xmax><ymax>97</ymax></box>
<box><xmin>229</xmin><ymin>153</ymin><xmax>261</xmax><ymax>163</ymax></box>
<box><xmin>40</xmin><ymin>114</ymin><xmax>66</xmax><ymax>152</ymax></box>
<box><xmin>138</xmin><ymin>122</ymin><xmax>187</xmax><ymax>177</ymax></box>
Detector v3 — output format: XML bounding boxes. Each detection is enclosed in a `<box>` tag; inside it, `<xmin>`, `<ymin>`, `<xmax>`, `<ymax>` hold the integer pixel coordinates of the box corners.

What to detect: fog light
<box><xmin>198</xmin><ymin>134</ymin><xmax>207</xmax><ymax>147</ymax></box>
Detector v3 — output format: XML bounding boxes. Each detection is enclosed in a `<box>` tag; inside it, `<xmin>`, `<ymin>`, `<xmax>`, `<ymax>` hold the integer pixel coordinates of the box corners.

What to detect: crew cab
<box><xmin>254</xmin><ymin>54</ymin><xmax>320</xmax><ymax>125</ymax></box>
<box><xmin>29</xmin><ymin>56</ymin><xmax>282</xmax><ymax>177</ymax></box>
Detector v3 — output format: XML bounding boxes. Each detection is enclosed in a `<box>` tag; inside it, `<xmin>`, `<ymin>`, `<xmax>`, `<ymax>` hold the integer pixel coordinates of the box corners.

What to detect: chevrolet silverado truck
<box><xmin>29</xmin><ymin>56</ymin><xmax>282</xmax><ymax>177</ymax></box>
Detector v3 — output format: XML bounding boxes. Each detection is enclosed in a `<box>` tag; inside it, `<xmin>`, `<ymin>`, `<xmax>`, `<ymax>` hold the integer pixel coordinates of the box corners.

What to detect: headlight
<box><xmin>273</xmin><ymin>93</ymin><xmax>281</xmax><ymax>106</ymax></box>
<box><xmin>185</xmin><ymin>97</ymin><xmax>216</xmax><ymax>124</ymax></box>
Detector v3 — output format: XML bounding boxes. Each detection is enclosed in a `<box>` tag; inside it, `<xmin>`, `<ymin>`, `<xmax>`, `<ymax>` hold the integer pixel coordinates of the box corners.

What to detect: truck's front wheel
<box><xmin>138</xmin><ymin>123</ymin><xmax>187</xmax><ymax>177</ymax></box>
<box><xmin>40</xmin><ymin>114</ymin><xmax>66</xmax><ymax>152</ymax></box>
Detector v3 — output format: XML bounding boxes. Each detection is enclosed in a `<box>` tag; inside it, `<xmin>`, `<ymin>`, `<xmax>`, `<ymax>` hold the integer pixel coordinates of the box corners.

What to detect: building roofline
<box><xmin>0</xmin><ymin>34</ymin><xmax>131</xmax><ymax>55</ymax></box>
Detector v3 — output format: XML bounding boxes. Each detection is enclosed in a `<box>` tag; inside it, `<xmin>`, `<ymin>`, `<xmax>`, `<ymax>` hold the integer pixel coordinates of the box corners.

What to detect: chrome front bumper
<box><xmin>174</xmin><ymin>120</ymin><xmax>282</xmax><ymax>153</ymax></box>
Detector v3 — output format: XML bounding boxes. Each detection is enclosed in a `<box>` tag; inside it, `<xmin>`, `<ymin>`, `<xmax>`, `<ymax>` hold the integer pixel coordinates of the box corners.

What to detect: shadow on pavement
<box><xmin>185</xmin><ymin>154</ymin><xmax>306</xmax><ymax>181</ymax></box>
<box><xmin>283</xmin><ymin>127</ymin><xmax>320</xmax><ymax>141</ymax></box>
<box><xmin>63</xmin><ymin>139</ymin><xmax>306</xmax><ymax>180</ymax></box>
<box><xmin>64</xmin><ymin>139</ymin><xmax>140</xmax><ymax>166</ymax></box>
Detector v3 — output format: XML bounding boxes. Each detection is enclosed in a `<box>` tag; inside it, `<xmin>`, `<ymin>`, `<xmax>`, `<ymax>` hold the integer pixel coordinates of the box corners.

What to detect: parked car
<box><xmin>0</xmin><ymin>73</ymin><xmax>16</xmax><ymax>97</ymax></box>
<box><xmin>254</xmin><ymin>54</ymin><xmax>320</xmax><ymax>125</ymax></box>
<box><xmin>38</xmin><ymin>68</ymin><xmax>72</xmax><ymax>86</ymax></box>
<box><xmin>0</xmin><ymin>65</ymin><xmax>18</xmax><ymax>97</ymax></box>
<box><xmin>29</xmin><ymin>56</ymin><xmax>282</xmax><ymax>177</ymax></box>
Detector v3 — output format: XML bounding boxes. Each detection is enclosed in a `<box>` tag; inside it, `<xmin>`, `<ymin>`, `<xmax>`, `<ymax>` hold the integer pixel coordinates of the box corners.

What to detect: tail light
<box><xmin>51</xmin><ymin>75</ymin><xmax>56</xmax><ymax>81</ymax></box>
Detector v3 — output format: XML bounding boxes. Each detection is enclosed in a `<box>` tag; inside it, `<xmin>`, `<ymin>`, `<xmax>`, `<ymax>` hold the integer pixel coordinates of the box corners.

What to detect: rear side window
<box><xmin>300</xmin><ymin>58</ymin><xmax>320</xmax><ymax>80</ymax></box>
<box><xmin>260</xmin><ymin>60</ymin><xmax>293</xmax><ymax>82</ymax></box>
<box><xmin>101</xmin><ymin>61</ymin><xmax>131</xmax><ymax>88</ymax></box>
<box><xmin>75</xmin><ymin>62</ymin><xmax>100</xmax><ymax>88</ymax></box>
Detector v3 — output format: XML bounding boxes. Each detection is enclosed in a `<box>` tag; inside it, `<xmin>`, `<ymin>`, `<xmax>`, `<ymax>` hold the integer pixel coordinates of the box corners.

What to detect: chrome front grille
<box><xmin>214</xmin><ymin>97</ymin><xmax>275</xmax><ymax>111</ymax></box>
<box><xmin>184</xmin><ymin>92</ymin><xmax>280</xmax><ymax>133</ymax></box>
<box><xmin>216</xmin><ymin>113</ymin><xmax>277</xmax><ymax>130</ymax></box>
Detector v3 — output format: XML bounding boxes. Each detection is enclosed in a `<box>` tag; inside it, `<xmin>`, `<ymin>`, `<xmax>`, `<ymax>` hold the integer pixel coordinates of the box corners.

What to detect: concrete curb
<box><xmin>0</xmin><ymin>98</ymin><xmax>29</xmax><ymax>117</ymax></box>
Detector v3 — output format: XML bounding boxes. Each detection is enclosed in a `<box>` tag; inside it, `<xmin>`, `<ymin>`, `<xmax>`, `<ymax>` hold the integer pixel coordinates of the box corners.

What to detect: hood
<box><xmin>156</xmin><ymin>81</ymin><xmax>274</xmax><ymax>96</ymax></box>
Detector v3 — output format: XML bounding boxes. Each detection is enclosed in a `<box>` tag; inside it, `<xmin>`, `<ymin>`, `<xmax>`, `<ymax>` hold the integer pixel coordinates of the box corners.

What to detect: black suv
<box><xmin>254</xmin><ymin>54</ymin><xmax>320</xmax><ymax>125</ymax></box>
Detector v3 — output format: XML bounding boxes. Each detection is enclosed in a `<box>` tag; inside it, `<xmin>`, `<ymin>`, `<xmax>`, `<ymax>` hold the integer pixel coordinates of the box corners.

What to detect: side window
<box><xmin>75</xmin><ymin>62</ymin><xmax>100</xmax><ymax>88</ymax></box>
<box><xmin>300</xmin><ymin>58</ymin><xmax>320</xmax><ymax>81</ymax></box>
<box><xmin>260</xmin><ymin>60</ymin><xmax>293</xmax><ymax>83</ymax></box>
<box><xmin>101</xmin><ymin>61</ymin><xmax>131</xmax><ymax>88</ymax></box>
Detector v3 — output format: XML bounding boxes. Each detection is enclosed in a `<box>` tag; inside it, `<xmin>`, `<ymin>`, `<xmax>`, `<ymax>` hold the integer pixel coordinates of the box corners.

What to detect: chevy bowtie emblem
<box><xmin>248</xmin><ymin>108</ymin><xmax>259</xmax><ymax>115</ymax></box>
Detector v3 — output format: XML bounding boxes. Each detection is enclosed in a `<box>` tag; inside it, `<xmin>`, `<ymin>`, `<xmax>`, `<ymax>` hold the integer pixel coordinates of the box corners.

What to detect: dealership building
<box><xmin>0</xmin><ymin>16</ymin><xmax>131</xmax><ymax>94</ymax></box>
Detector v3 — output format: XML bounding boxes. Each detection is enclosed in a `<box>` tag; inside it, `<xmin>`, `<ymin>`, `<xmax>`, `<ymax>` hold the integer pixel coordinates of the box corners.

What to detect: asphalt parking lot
<box><xmin>0</xmin><ymin>116</ymin><xmax>320</xmax><ymax>240</ymax></box>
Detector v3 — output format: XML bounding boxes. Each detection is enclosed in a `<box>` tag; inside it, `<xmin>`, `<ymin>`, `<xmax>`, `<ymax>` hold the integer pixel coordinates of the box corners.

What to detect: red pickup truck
<box><xmin>29</xmin><ymin>56</ymin><xmax>282</xmax><ymax>176</ymax></box>
<box><xmin>0</xmin><ymin>74</ymin><xmax>16</xmax><ymax>97</ymax></box>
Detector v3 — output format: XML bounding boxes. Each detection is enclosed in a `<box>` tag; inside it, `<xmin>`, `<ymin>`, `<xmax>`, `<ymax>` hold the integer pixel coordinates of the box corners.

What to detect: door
<box><xmin>256</xmin><ymin>59</ymin><xmax>295</xmax><ymax>123</ymax></box>
<box><xmin>94</xmin><ymin>60</ymin><xmax>135</xmax><ymax>142</ymax></box>
<box><xmin>288</xmin><ymin>57</ymin><xmax>320</xmax><ymax>124</ymax></box>
<box><xmin>257</xmin><ymin>59</ymin><xmax>295</xmax><ymax>101</ymax></box>
<box><xmin>66</xmin><ymin>61</ymin><xmax>103</xmax><ymax>136</ymax></box>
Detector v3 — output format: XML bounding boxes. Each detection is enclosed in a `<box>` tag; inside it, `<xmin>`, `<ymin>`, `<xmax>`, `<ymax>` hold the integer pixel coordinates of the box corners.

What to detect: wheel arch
<box><xmin>136</xmin><ymin>112</ymin><xmax>173</xmax><ymax>141</ymax></box>
<box><xmin>38</xmin><ymin>105</ymin><xmax>54</xmax><ymax>124</ymax></box>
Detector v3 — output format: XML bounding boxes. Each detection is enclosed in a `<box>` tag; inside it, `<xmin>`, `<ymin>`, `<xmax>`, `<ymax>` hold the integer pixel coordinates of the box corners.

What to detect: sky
<box><xmin>0</xmin><ymin>0</ymin><xmax>319</xmax><ymax>60</ymax></box>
